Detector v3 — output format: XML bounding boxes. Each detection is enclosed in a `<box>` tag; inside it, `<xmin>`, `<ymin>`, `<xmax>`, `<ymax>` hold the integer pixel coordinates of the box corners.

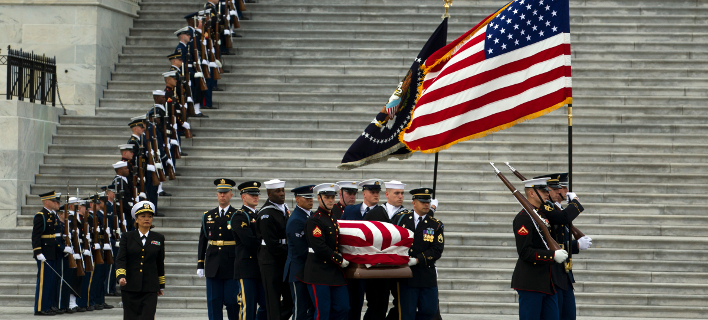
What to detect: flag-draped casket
<box><xmin>338</xmin><ymin>220</ymin><xmax>414</xmax><ymax>278</ymax></box>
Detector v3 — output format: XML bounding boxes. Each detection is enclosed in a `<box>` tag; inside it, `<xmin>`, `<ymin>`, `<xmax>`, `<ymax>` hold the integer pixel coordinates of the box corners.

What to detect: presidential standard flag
<box><xmin>338</xmin><ymin>19</ymin><xmax>448</xmax><ymax>170</ymax></box>
<box><xmin>400</xmin><ymin>0</ymin><xmax>572</xmax><ymax>153</ymax></box>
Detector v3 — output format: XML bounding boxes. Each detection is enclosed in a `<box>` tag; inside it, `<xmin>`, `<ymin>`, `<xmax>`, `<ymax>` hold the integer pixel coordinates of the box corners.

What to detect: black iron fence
<box><xmin>2</xmin><ymin>46</ymin><xmax>57</xmax><ymax>106</ymax></box>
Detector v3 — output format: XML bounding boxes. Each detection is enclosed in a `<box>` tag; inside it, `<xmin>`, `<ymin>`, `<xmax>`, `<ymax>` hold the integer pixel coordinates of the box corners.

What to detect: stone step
<box><xmin>439</xmin><ymin>279</ymin><xmax>708</xmax><ymax>295</ymax></box>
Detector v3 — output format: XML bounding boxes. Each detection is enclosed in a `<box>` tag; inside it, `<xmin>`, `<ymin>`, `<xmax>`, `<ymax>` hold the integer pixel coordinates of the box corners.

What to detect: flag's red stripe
<box><xmin>406</xmin><ymin>88</ymin><xmax>570</xmax><ymax>151</ymax></box>
<box><xmin>423</xmin><ymin>49</ymin><xmax>485</xmax><ymax>92</ymax></box>
<box><xmin>339</xmin><ymin>222</ymin><xmax>375</xmax><ymax>243</ymax></box>
<box><xmin>425</xmin><ymin>9</ymin><xmax>498</xmax><ymax>65</ymax></box>
<box><xmin>375</xmin><ymin>222</ymin><xmax>393</xmax><ymax>250</ymax></box>
<box><xmin>417</xmin><ymin>43</ymin><xmax>570</xmax><ymax>112</ymax></box>
<box><xmin>410</xmin><ymin>65</ymin><xmax>569</xmax><ymax>132</ymax></box>
<box><xmin>339</xmin><ymin>235</ymin><xmax>374</xmax><ymax>247</ymax></box>
<box><xmin>426</xmin><ymin>33</ymin><xmax>487</xmax><ymax>85</ymax></box>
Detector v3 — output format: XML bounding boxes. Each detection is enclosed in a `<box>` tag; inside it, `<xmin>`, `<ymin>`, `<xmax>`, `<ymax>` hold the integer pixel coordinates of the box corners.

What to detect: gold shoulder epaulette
<box><xmin>204</xmin><ymin>211</ymin><xmax>208</xmax><ymax>215</ymax></box>
<box><xmin>36</xmin><ymin>212</ymin><xmax>43</xmax><ymax>215</ymax></box>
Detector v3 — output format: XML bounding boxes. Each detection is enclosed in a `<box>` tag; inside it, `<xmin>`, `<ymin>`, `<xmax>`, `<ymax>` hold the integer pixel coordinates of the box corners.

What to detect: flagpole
<box><xmin>442</xmin><ymin>0</ymin><xmax>453</xmax><ymax>19</ymax></box>
<box><xmin>568</xmin><ymin>104</ymin><xmax>573</xmax><ymax>192</ymax></box>
<box><xmin>432</xmin><ymin>153</ymin><xmax>439</xmax><ymax>198</ymax></box>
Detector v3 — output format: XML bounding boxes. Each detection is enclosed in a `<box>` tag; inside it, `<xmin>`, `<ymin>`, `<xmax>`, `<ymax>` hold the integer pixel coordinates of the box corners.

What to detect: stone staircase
<box><xmin>4</xmin><ymin>0</ymin><xmax>708</xmax><ymax>318</ymax></box>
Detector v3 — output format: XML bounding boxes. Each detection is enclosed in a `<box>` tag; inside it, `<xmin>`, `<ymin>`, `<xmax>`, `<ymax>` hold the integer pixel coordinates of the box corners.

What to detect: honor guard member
<box><xmin>332</xmin><ymin>181</ymin><xmax>358</xmax><ymax>220</ymax></box>
<box><xmin>230</xmin><ymin>181</ymin><xmax>267</xmax><ymax>320</ymax></box>
<box><xmin>284</xmin><ymin>185</ymin><xmax>315</xmax><ymax>320</ymax></box>
<box><xmin>91</xmin><ymin>194</ymin><xmax>115</xmax><ymax>310</ymax></box>
<box><xmin>512</xmin><ymin>178</ymin><xmax>570</xmax><ymax>320</ymax></box>
<box><xmin>392</xmin><ymin>188</ymin><xmax>444</xmax><ymax>320</ymax></box>
<box><xmin>341</xmin><ymin>179</ymin><xmax>383</xmax><ymax>221</ymax></box>
<box><xmin>57</xmin><ymin>199</ymin><xmax>81</xmax><ymax>313</ymax></box>
<box><xmin>53</xmin><ymin>204</ymin><xmax>73</xmax><ymax>314</ymax></box>
<box><xmin>33</xmin><ymin>191</ymin><xmax>62</xmax><ymax>316</ymax></box>
<box><xmin>64</xmin><ymin>198</ymin><xmax>85</xmax><ymax>313</ymax></box>
<box><xmin>296</xmin><ymin>183</ymin><xmax>350</xmax><ymax>320</ymax></box>
<box><xmin>175</xmin><ymin>26</ymin><xmax>208</xmax><ymax>118</ymax></box>
<box><xmin>104</xmin><ymin>185</ymin><xmax>121</xmax><ymax>296</ymax></box>
<box><xmin>257</xmin><ymin>179</ymin><xmax>294</xmax><ymax>320</ymax></box>
<box><xmin>113</xmin><ymin>160</ymin><xmax>135</xmax><ymax>231</ymax></box>
<box><xmin>77</xmin><ymin>196</ymin><xmax>98</xmax><ymax>311</ymax></box>
<box><xmin>536</xmin><ymin>174</ymin><xmax>591</xmax><ymax>320</ymax></box>
<box><xmin>362</xmin><ymin>180</ymin><xmax>408</xmax><ymax>320</ymax></box>
<box><xmin>184</xmin><ymin>13</ymin><xmax>208</xmax><ymax>112</ymax></box>
<box><xmin>73</xmin><ymin>199</ymin><xmax>91</xmax><ymax>312</ymax></box>
<box><xmin>197</xmin><ymin>179</ymin><xmax>240</xmax><ymax>320</ymax></box>
<box><xmin>129</xmin><ymin>116</ymin><xmax>161</xmax><ymax>214</ymax></box>
<box><xmin>117</xmin><ymin>201</ymin><xmax>166</xmax><ymax>320</ymax></box>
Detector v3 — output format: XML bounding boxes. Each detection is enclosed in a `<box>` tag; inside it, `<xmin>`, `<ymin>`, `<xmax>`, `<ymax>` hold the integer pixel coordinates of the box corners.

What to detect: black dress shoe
<box><xmin>85</xmin><ymin>305</ymin><xmax>94</xmax><ymax>311</ymax></box>
<box><xmin>174</xmin><ymin>173</ymin><xmax>182</xmax><ymax>176</ymax></box>
<box><xmin>201</xmin><ymin>105</ymin><xmax>215</xmax><ymax>109</ymax></box>
<box><xmin>50</xmin><ymin>307</ymin><xmax>64</xmax><ymax>315</ymax></box>
<box><xmin>223</xmin><ymin>51</ymin><xmax>236</xmax><ymax>55</ymax></box>
<box><xmin>213</xmin><ymin>87</ymin><xmax>224</xmax><ymax>91</ymax></box>
<box><xmin>159</xmin><ymin>191</ymin><xmax>172</xmax><ymax>197</ymax></box>
<box><xmin>154</xmin><ymin>212</ymin><xmax>165</xmax><ymax>217</ymax></box>
<box><xmin>102</xmin><ymin>303</ymin><xmax>114</xmax><ymax>309</ymax></box>
<box><xmin>234</xmin><ymin>34</ymin><xmax>243</xmax><ymax>38</ymax></box>
<box><xmin>63</xmin><ymin>307</ymin><xmax>75</xmax><ymax>314</ymax></box>
<box><xmin>241</xmin><ymin>16</ymin><xmax>251</xmax><ymax>20</ymax></box>
<box><xmin>34</xmin><ymin>310</ymin><xmax>55</xmax><ymax>316</ymax></box>
<box><xmin>192</xmin><ymin>113</ymin><xmax>209</xmax><ymax>118</ymax></box>
<box><xmin>76</xmin><ymin>307</ymin><xmax>86</xmax><ymax>312</ymax></box>
<box><xmin>94</xmin><ymin>304</ymin><xmax>104</xmax><ymax>310</ymax></box>
<box><xmin>180</xmin><ymin>152</ymin><xmax>188</xmax><ymax>156</ymax></box>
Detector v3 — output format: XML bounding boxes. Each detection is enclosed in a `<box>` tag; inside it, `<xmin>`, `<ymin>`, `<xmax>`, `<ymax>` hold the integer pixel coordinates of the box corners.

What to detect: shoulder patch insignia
<box><xmin>437</xmin><ymin>234</ymin><xmax>443</xmax><ymax>243</ymax></box>
<box><xmin>544</xmin><ymin>204</ymin><xmax>553</xmax><ymax>212</ymax></box>
<box><xmin>312</xmin><ymin>226</ymin><xmax>322</xmax><ymax>237</ymax></box>
<box><xmin>517</xmin><ymin>225</ymin><xmax>529</xmax><ymax>236</ymax></box>
<box><xmin>241</xmin><ymin>221</ymin><xmax>247</xmax><ymax>228</ymax></box>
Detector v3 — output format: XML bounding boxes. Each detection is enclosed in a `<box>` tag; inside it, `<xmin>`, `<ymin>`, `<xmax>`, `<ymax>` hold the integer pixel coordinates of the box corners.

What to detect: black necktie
<box><xmin>364</xmin><ymin>207</ymin><xmax>371</xmax><ymax>215</ymax></box>
<box><xmin>417</xmin><ymin>216</ymin><xmax>422</xmax><ymax>228</ymax></box>
<box><xmin>220</xmin><ymin>209</ymin><xmax>224</xmax><ymax>217</ymax></box>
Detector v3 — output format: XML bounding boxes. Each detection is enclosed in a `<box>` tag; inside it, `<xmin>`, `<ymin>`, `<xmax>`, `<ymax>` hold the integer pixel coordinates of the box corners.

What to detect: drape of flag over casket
<box><xmin>338</xmin><ymin>220</ymin><xmax>414</xmax><ymax>266</ymax></box>
<box><xmin>400</xmin><ymin>0</ymin><xmax>572</xmax><ymax>153</ymax></box>
<box><xmin>337</xmin><ymin>19</ymin><xmax>448</xmax><ymax>170</ymax></box>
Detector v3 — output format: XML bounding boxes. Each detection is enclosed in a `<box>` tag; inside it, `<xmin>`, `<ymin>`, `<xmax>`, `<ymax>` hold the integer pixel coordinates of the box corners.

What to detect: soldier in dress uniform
<box><xmin>362</xmin><ymin>180</ymin><xmax>408</xmax><ymax>320</ymax></box>
<box><xmin>128</xmin><ymin>116</ymin><xmax>161</xmax><ymax>215</ymax></box>
<box><xmin>52</xmin><ymin>203</ymin><xmax>73</xmax><ymax>314</ymax></box>
<box><xmin>116</xmin><ymin>201</ymin><xmax>166</xmax><ymax>320</ymax></box>
<box><xmin>296</xmin><ymin>183</ymin><xmax>350</xmax><ymax>320</ymax></box>
<box><xmin>103</xmin><ymin>185</ymin><xmax>120</xmax><ymax>297</ymax></box>
<box><xmin>391</xmin><ymin>188</ymin><xmax>444</xmax><ymax>320</ymax></box>
<box><xmin>56</xmin><ymin>199</ymin><xmax>82</xmax><ymax>314</ymax></box>
<box><xmin>511</xmin><ymin>178</ymin><xmax>570</xmax><ymax>320</ymax></box>
<box><xmin>331</xmin><ymin>181</ymin><xmax>358</xmax><ymax>220</ymax></box>
<box><xmin>229</xmin><ymin>181</ymin><xmax>267</xmax><ymax>320</ymax></box>
<box><xmin>284</xmin><ymin>185</ymin><xmax>315</xmax><ymax>320</ymax></box>
<box><xmin>257</xmin><ymin>179</ymin><xmax>294</xmax><ymax>320</ymax></box>
<box><xmin>113</xmin><ymin>160</ymin><xmax>135</xmax><ymax>231</ymax></box>
<box><xmin>197</xmin><ymin>179</ymin><xmax>240</xmax><ymax>320</ymax></box>
<box><xmin>90</xmin><ymin>194</ymin><xmax>115</xmax><ymax>310</ymax></box>
<box><xmin>77</xmin><ymin>196</ymin><xmax>99</xmax><ymax>311</ymax></box>
<box><xmin>33</xmin><ymin>191</ymin><xmax>62</xmax><ymax>316</ymax></box>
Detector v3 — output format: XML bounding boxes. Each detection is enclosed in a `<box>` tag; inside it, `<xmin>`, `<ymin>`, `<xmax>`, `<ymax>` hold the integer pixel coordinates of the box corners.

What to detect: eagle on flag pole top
<box><xmin>399</xmin><ymin>0</ymin><xmax>572</xmax><ymax>153</ymax></box>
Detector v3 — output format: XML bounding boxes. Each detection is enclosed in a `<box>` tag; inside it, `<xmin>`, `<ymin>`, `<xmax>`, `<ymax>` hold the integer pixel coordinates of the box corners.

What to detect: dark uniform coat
<box><xmin>256</xmin><ymin>200</ymin><xmax>290</xmax><ymax>265</ymax></box>
<box><xmin>341</xmin><ymin>203</ymin><xmax>380</xmax><ymax>221</ymax></box>
<box><xmin>549</xmin><ymin>200</ymin><xmax>584</xmax><ymax>290</ymax></box>
<box><xmin>364</xmin><ymin>204</ymin><xmax>407</xmax><ymax>223</ymax></box>
<box><xmin>116</xmin><ymin>230</ymin><xmax>166</xmax><ymax>293</ymax></box>
<box><xmin>510</xmin><ymin>208</ymin><xmax>558</xmax><ymax>295</ymax></box>
<box><xmin>229</xmin><ymin>206</ymin><xmax>261</xmax><ymax>280</ymax></box>
<box><xmin>33</xmin><ymin>207</ymin><xmax>59</xmax><ymax>260</ymax></box>
<box><xmin>283</xmin><ymin>206</ymin><xmax>310</xmax><ymax>283</ymax></box>
<box><xmin>198</xmin><ymin>205</ymin><xmax>238</xmax><ymax>279</ymax></box>
<box><xmin>296</xmin><ymin>208</ymin><xmax>347</xmax><ymax>286</ymax></box>
<box><xmin>331</xmin><ymin>202</ymin><xmax>345</xmax><ymax>220</ymax></box>
<box><xmin>394</xmin><ymin>212</ymin><xmax>444</xmax><ymax>288</ymax></box>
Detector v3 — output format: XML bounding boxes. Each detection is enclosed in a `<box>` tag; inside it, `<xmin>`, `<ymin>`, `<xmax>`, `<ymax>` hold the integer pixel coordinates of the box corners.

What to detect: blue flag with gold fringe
<box><xmin>338</xmin><ymin>19</ymin><xmax>448</xmax><ymax>170</ymax></box>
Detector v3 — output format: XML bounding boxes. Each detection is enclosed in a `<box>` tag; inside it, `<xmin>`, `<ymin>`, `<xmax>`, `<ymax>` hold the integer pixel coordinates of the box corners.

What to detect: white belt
<box><xmin>261</xmin><ymin>239</ymin><xmax>286</xmax><ymax>245</ymax></box>
<box><xmin>188</xmin><ymin>64</ymin><xmax>193</xmax><ymax>68</ymax></box>
<box><xmin>308</xmin><ymin>248</ymin><xmax>314</xmax><ymax>253</ymax></box>
<box><xmin>55</xmin><ymin>233</ymin><xmax>61</xmax><ymax>237</ymax></box>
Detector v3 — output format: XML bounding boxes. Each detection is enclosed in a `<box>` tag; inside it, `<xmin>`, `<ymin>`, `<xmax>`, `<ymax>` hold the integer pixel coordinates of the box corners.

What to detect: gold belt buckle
<box><xmin>216</xmin><ymin>240</ymin><xmax>224</xmax><ymax>246</ymax></box>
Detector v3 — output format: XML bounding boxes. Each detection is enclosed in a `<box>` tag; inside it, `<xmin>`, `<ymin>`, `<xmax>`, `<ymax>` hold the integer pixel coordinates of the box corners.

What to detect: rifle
<box><xmin>177</xmin><ymin>78</ymin><xmax>194</xmax><ymax>139</ymax></box>
<box><xmin>167</xmin><ymin>96</ymin><xmax>182</xmax><ymax>160</ymax></box>
<box><xmin>182</xmin><ymin>62</ymin><xmax>196</xmax><ymax>117</ymax></box>
<box><xmin>192</xmin><ymin>20</ymin><xmax>209</xmax><ymax>90</ymax></box>
<box><xmin>160</xmin><ymin>104</ymin><xmax>177</xmax><ymax>179</ymax></box>
<box><xmin>138</xmin><ymin>144</ymin><xmax>146</xmax><ymax>194</ymax></box>
<box><xmin>489</xmin><ymin>162</ymin><xmax>561</xmax><ymax>251</ymax></box>
<box><xmin>214</xmin><ymin>5</ymin><xmax>224</xmax><ymax>74</ymax></box>
<box><xmin>148</xmin><ymin>109</ymin><xmax>167</xmax><ymax>182</ymax></box>
<box><xmin>69</xmin><ymin>199</ymin><xmax>85</xmax><ymax>276</ymax></box>
<box><xmin>80</xmin><ymin>199</ymin><xmax>95</xmax><ymax>272</ymax></box>
<box><xmin>145</xmin><ymin>128</ymin><xmax>161</xmax><ymax>185</ymax></box>
<box><xmin>197</xmin><ymin>15</ymin><xmax>212</xmax><ymax>79</ymax></box>
<box><xmin>237</xmin><ymin>0</ymin><xmax>246</xmax><ymax>12</ymax></box>
<box><xmin>92</xmin><ymin>186</ymin><xmax>105</xmax><ymax>265</ymax></box>
<box><xmin>204</xmin><ymin>16</ymin><xmax>222</xmax><ymax>80</ymax></box>
<box><xmin>115</xmin><ymin>181</ymin><xmax>127</xmax><ymax>234</ymax></box>
<box><xmin>503</xmin><ymin>162</ymin><xmax>585</xmax><ymax>240</ymax></box>
<box><xmin>101</xmin><ymin>199</ymin><xmax>114</xmax><ymax>265</ymax></box>
<box><xmin>63</xmin><ymin>182</ymin><xmax>77</xmax><ymax>269</ymax></box>
<box><xmin>224</xmin><ymin>0</ymin><xmax>237</xmax><ymax>45</ymax></box>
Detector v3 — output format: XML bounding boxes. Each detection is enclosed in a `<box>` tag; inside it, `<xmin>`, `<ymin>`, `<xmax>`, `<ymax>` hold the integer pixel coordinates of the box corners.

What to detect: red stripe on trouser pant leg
<box><xmin>311</xmin><ymin>284</ymin><xmax>320</xmax><ymax>320</ymax></box>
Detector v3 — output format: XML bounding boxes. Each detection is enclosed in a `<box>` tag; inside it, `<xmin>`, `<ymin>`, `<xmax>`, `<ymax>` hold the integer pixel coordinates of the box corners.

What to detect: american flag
<box><xmin>400</xmin><ymin>0</ymin><xmax>572</xmax><ymax>153</ymax></box>
<box><xmin>338</xmin><ymin>220</ymin><xmax>414</xmax><ymax>266</ymax></box>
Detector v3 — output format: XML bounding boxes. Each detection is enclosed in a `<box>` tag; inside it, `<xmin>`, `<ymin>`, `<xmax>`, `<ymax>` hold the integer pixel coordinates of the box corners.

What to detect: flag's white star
<box><xmin>501</xmin><ymin>15</ymin><xmax>506</xmax><ymax>20</ymax></box>
<box><xmin>552</xmin><ymin>26</ymin><xmax>558</xmax><ymax>32</ymax></box>
<box><xmin>488</xmin><ymin>34</ymin><xmax>493</xmax><ymax>39</ymax></box>
<box><xmin>520</xmin><ymin>0</ymin><xmax>525</xmax><ymax>4</ymax></box>
<box><xmin>515</xmin><ymin>39</ymin><xmax>520</xmax><ymax>45</ymax></box>
<box><xmin>532</xmin><ymin>25</ymin><xmax>538</xmax><ymax>31</ymax></box>
<box><xmin>546</xmin><ymin>5</ymin><xmax>550</xmax><ymax>10</ymax></box>
<box><xmin>507</xmin><ymin>6</ymin><xmax>512</xmax><ymax>11</ymax></box>
<box><xmin>539</xmin><ymin>15</ymin><xmax>544</xmax><ymax>21</ymax></box>
<box><xmin>514</xmin><ymin>24</ymin><xmax>520</xmax><ymax>30</ymax></box>
<box><xmin>507</xmin><ymin>18</ymin><xmax>512</xmax><ymax>24</ymax></box>
<box><xmin>520</xmin><ymin>13</ymin><xmax>526</xmax><ymax>20</ymax></box>
<box><xmin>513</xmin><ymin>9</ymin><xmax>518</xmax><ymax>14</ymax></box>
<box><xmin>508</xmin><ymin>34</ymin><xmax>513</xmax><ymax>39</ymax></box>
<box><xmin>545</xmin><ymin>21</ymin><xmax>551</xmax><ymax>26</ymax></box>
<box><xmin>500</xmin><ymin>28</ymin><xmax>506</xmax><ymax>34</ymax></box>
<box><xmin>526</xmin><ymin>20</ymin><xmax>532</xmax><ymax>25</ymax></box>
<box><xmin>488</xmin><ymin>48</ymin><xmax>494</xmax><ymax>54</ymax></box>
<box><xmin>494</xmin><ymin>38</ymin><xmax>500</xmax><ymax>44</ymax></box>
<box><xmin>494</xmin><ymin>24</ymin><xmax>499</xmax><ymax>30</ymax></box>
<box><xmin>539</xmin><ymin>30</ymin><xmax>544</xmax><ymax>36</ymax></box>
<box><xmin>533</xmin><ymin>10</ymin><xmax>538</xmax><ymax>15</ymax></box>
<box><xmin>551</xmin><ymin>10</ymin><xmax>557</xmax><ymax>16</ymax></box>
<box><xmin>526</xmin><ymin>4</ymin><xmax>532</xmax><ymax>9</ymax></box>
<box><xmin>521</xmin><ymin>30</ymin><xmax>526</xmax><ymax>35</ymax></box>
<box><xmin>526</xmin><ymin>35</ymin><xmax>532</xmax><ymax>41</ymax></box>
<box><xmin>502</xmin><ymin>43</ymin><xmax>507</xmax><ymax>49</ymax></box>
<box><xmin>539</xmin><ymin>0</ymin><xmax>544</xmax><ymax>4</ymax></box>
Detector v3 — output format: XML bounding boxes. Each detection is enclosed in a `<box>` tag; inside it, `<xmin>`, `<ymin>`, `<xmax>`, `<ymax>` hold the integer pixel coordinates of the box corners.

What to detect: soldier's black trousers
<box><xmin>121</xmin><ymin>290</ymin><xmax>157</xmax><ymax>320</ymax></box>
<box><xmin>363</xmin><ymin>278</ymin><xmax>390</xmax><ymax>320</ymax></box>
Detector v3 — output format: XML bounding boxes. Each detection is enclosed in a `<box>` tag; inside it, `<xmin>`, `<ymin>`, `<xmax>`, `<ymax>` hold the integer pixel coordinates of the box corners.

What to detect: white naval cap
<box><xmin>174</xmin><ymin>26</ymin><xmax>190</xmax><ymax>36</ymax></box>
<box><xmin>119</xmin><ymin>144</ymin><xmax>133</xmax><ymax>151</ymax></box>
<box><xmin>523</xmin><ymin>178</ymin><xmax>550</xmax><ymax>189</ymax></box>
<box><xmin>112</xmin><ymin>161</ymin><xmax>128</xmax><ymax>169</ymax></box>
<box><xmin>152</xmin><ymin>90</ymin><xmax>165</xmax><ymax>96</ymax></box>
<box><xmin>384</xmin><ymin>180</ymin><xmax>405</xmax><ymax>190</ymax></box>
<box><xmin>68</xmin><ymin>197</ymin><xmax>79</xmax><ymax>204</ymax></box>
<box><xmin>130</xmin><ymin>115</ymin><xmax>146</xmax><ymax>122</ymax></box>
<box><xmin>313</xmin><ymin>183</ymin><xmax>340</xmax><ymax>196</ymax></box>
<box><xmin>131</xmin><ymin>200</ymin><xmax>155</xmax><ymax>219</ymax></box>
<box><xmin>163</xmin><ymin>71</ymin><xmax>177</xmax><ymax>78</ymax></box>
<box><xmin>263</xmin><ymin>179</ymin><xmax>286</xmax><ymax>189</ymax></box>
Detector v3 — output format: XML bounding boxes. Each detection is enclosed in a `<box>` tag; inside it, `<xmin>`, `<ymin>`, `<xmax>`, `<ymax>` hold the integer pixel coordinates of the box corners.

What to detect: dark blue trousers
<box><xmin>77</xmin><ymin>270</ymin><xmax>93</xmax><ymax>308</ymax></box>
<box><xmin>238</xmin><ymin>278</ymin><xmax>267</xmax><ymax>320</ymax></box>
<box><xmin>556</xmin><ymin>286</ymin><xmax>576</xmax><ymax>320</ymax></box>
<box><xmin>517</xmin><ymin>289</ymin><xmax>560</xmax><ymax>320</ymax></box>
<box><xmin>399</xmin><ymin>283</ymin><xmax>438</xmax><ymax>320</ymax></box>
<box><xmin>346</xmin><ymin>279</ymin><xmax>365</xmax><ymax>320</ymax></box>
<box><xmin>145</xmin><ymin>172</ymin><xmax>159</xmax><ymax>209</ymax></box>
<box><xmin>307</xmin><ymin>284</ymin><xmax>349</xmax><ymax>320</ymax></box>
<box><xmin>90</xmin><ymin>263</ymin><xmax>107</xmax><ymax>305</ymax></box>
<box><xmin>205</xmin><ymin>74</ymin><xmax>216</xmax><ymax>107</ymax></box>
<box><xmin>106</xmin><ymin>243</ymin><xmax>118</xmax><ymax>294</ymax></box>
<box><xmin>35</xmin><ymin>259</ymin><xmax>58</xmax><ymax>313</ymax></box>
<box><xmin>57</xmin><ymin>256</ymin><xmax>76</xmax><ymax>310</ymax></box>
<box><xmin>206</xmin><ymin>277</ymin><xmax>239</xmax><ymax>320</ymax></box>
<box><xmin>290</xmin><ymin>280</ymin><xmax>314</xmax><ymax>320</ymax></box>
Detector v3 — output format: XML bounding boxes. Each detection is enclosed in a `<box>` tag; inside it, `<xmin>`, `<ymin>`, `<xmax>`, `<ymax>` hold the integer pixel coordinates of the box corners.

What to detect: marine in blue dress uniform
<box><xmin>33</xmin><ymin>191</ymin><xmax>62</xmax><ymax>316</ymax></box>
<box><xmin>257</xmin><ymin>179</ymin><xmax>294</xmax><ymax>320</ymax></box>
<box><xmin>229</xmin><ymin>181</ymin><xmax>267</xmax><ymax>320</ymax></box>
<box><xmin>198</xmin><ymin>179</ymin><xmax>241</xmax><ymax>320</ymax></box>
<box><xmin>392</xmin><ymin>188</ymin><xmax>444</xmax><ymax>320</ymax></box>
<box><xmin>296</xmin><ymin>183</ymin><xmax>350</xmax><ymax>320</ymax></box>
<box><xmin>284</xmin><ymin>185</ymin><xmax>315</xmax><ymax>320</ymax></box>
<box><xmin>340</xmin><ymin>179</ymin><xmax>382</xmax><ymax>320</ymax></box>
<box><xmin>511</xmin><ymin>178</ymin><xmax>570</xmax><ymax>320</ymax></box>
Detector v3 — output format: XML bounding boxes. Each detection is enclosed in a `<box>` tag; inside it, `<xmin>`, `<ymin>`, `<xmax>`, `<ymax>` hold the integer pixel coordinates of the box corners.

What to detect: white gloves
<box><xmin>554</xmin><ymin>250</ymin><xmax>569</xmax><ymax>264</ymax></box>
<box><xmin>73</xmin><ymin>253</ymin><xmax>81</xmax><ymax>260</ymax></box>
<box><xmin>83</xmin><ymin>249</ymin><xmax>91</xmax><ymax>256</ymax></box>
<box><xmin>215</xmin><ymin>60</ymin><xmax>222</xmax><ymax>68</ymax></box>
<box><xmin>36</xmin><ymin>254</ymin><xmax>47</xmax><ymax>261</ymax></box>
<box><xmin>103</xmin><ymin>243</ymin><xmax>112</xmax><ymax>250</ymax></box>
<box><xmin>408</xmin><ymin>257</ymin><xmax>418</xmax><ymax>266</ymax></box>
<box><xmin>122</xmin><ymin>219</ymin><xmax>128</xmax><ymax>227</ymax></box>
<box><xmin>430</xmin><ymin>199</ymin><xmax>438</xmax><ymax>210</ymax></box>
<box><xmin>107</xmin><ymin>227</ymin><xmax>111</xmax><ymax>235</ymax></box>
<box><xmin>86</xmin><ymin>234</ymin><xmax>91</xmax><ymax>242</ymax></box>
<box><xmin>63</xmin><ymin>246</ymin><xmax>74</xmax><ymax>254</ymax></box>
<box><xmin>94</xmin><ymin>243</ymin><xmax>101</xmax><ymax>250</ymax></box>
<box><xmin>182</xmin><ymin>122</ymin><xmax>191</xmax><ymax>130</ymax></box>
<box><xmin>341</xmin><ymin>259</ymin><xmax>349</xmax><ymax>268</ymax></box>
<box><xmin>566</xmin><ymin>192</ymin><xmax>578</xmax><ymax>203</ymax></box>
<box><xmin>96</xmin><ymin>227</ymin><xmax>101</xmax><ymax>233</ymax></box>
<box><xmin>194</xmin><ymin>72</ymin><xmax>204</xmax><ymax>78</ymax></box>
<box><xmin>197</xmin><ymin>269</ymin><xmax>205</xmax><ymax>278</ymax></box>
<box><xmin>578</xmin><ymin>236</ymin><xmax>593</xmax><ymax>250</ymax></box>
<box><xmin>147</xmin><ymin>164</ymin><xmax>156</xmax><ymax>172</ymax></box>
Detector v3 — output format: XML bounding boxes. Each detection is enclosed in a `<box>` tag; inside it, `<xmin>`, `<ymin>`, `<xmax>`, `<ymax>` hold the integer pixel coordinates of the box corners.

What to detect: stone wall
<box><xmin>0</xmin><ymin>100</ymin><xmax>72</xmax><ymax>227</ymax></box>
<box><xmin>0</xmin><ymin>0</ymin><xmax>139</xmax><ymax>115</ymax></box>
